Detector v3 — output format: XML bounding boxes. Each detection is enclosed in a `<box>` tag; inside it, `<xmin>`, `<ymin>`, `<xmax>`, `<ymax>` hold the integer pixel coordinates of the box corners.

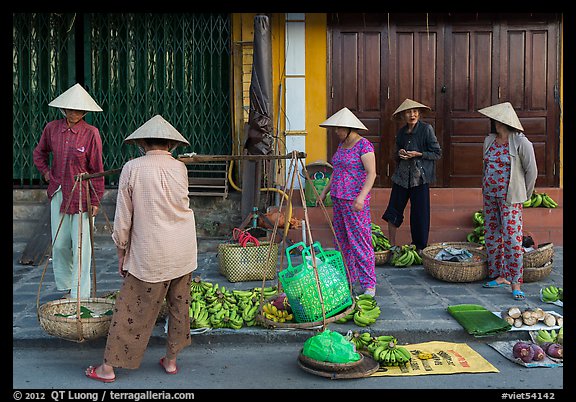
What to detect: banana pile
<box><xmin>371</xmin><ymin>223</ymin><xmax>391</xmax><ymax>251</ymax></box>
<box><xmin>335</xmin><ymin>294</ymin><xmax>381</xmax><ymax>326</ymax></box>
<box><xmin>389</xmin><ymin>244</ymin><xmax>422</xmax><ymax>267</ymax></box>
<box><xmin>346</xmin><ymin>331</ymin><xmax>412</xmax><ymax>366</ymax></box>
<box><xmin>523</xmin><ymin>192</ymin><xmax>558</xmax><ymax>208</ymax></box>
<box><xmin>541</xmin><ymin>285</ymin><xmax>563</xmax><ymax>303</ymax></box>
<box><xmin>188</xmin><ymin>275</ymin><xmax>278</xmax><ymax>330</ymax></box>
<box><xmin>466</xmin><ymin>210</ymin><xmax>485</xmax><ymax>245</ymax></box>
<box><xmin>261</xmin><ymin>301</ymin><xmax>294</xmax><ymax>323</ymax></box>
<box><xmin>536</xmin><ymin>328</ymin><xmax>563</xmax><ymax>345</ymax></box>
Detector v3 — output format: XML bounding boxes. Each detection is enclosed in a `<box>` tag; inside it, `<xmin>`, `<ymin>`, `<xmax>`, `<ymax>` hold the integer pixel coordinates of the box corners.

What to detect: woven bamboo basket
<box><xmin>297</xmin><ymin>351</ymin><xmax>380</xmax><ymax>379</ymax></box>
<box><xmin>374</xmin><ymin>250</ymin><xmax>391</xmax><ymax>265</ymax></box>
<box><xmin>523</xmin><ymin>242</ymin><xmax>554</xmax><ymax>268</ymax></box>
<box><xmin>218</xmin><ymin>242</ymin><xmax>279</xmax><ymax>282</ymax></box>
<box><xmin>38</xmin><ymin>298</ymin><xmax>115</xmax><ymax>342</ymax></box>
<box><xmin>523</xmin><ymin>260</ymin><xmax>554</xmax><ymax>283</ymax></box>
<box><xmin>422</xmin><ymin>242</ymin><xmax>488</xmax><ymax>283</ymax></box>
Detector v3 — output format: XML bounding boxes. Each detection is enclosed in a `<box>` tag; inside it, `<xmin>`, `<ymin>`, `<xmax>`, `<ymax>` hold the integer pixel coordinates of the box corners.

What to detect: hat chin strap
<box><xmin>341</xmin><ymin>128</ymin><xmax>352</xmax><ymax>143</ymax></box>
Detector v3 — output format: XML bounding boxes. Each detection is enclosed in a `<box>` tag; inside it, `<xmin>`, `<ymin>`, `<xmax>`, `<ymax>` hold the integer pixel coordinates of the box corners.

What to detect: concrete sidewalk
<box><xmin>13</xmin><ymin>239</ymin><xmax>564</xmax><ymax>347</ymax></box>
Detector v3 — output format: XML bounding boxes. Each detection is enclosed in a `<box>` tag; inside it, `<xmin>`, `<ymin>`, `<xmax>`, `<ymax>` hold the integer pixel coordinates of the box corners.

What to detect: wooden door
<box><xmin>388</xmin><ymin>15</ymin><xmax>445</xmax><ymax>187</ymax></box>
<box><xmin>328</xmin><ymin>13</ymin><xmax>560</xmax><ymax>188</ymax></box>
<box><xmin>443</xmin><ymin>17</ymin><xmax>496</xmax><ymax>187</ymax></box>
<box><xmin>443</xmin><ymin>14</ymin><xmax>560</xmax><ymax>187</ymax></box>
<box><xmin>497</xmin><ymin>18</ymin><xmax>560</xmax><ymax>187</ymax></box>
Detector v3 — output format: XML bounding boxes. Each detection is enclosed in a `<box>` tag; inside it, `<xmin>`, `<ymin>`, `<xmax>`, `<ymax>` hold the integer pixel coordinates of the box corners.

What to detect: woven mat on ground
<box><xmin>447</xmin><ymin>304</ymin><xmax>512</xmax><ymax>337</ymax></box>
<box><xmin>371</xmin><ymin>341</ymin><xmax>499</xmax><ymax>377</ymax></box>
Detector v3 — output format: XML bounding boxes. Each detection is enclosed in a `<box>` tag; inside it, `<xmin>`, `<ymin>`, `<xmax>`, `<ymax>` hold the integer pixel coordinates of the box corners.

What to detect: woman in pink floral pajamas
<box><xmin>478</xmin><ymin>102</ymin><xmax>537</xmax><ymax>301</ymax></box>
<box><xmin>317</xmin><ymin>108</ymin><xmax>377</xmax><ymax>296</ymax></box>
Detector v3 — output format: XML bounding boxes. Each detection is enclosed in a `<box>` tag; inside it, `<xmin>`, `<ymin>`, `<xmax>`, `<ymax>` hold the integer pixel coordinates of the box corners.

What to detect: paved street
<box><xmin>13</xmin><ymin>342</ymin><xmax>564</xmax><ymax>392</ymax></box>
<box><xmin>12</xmin><ymin>239</ymin><xmax>565</xmax><ymax>394</ymax></box>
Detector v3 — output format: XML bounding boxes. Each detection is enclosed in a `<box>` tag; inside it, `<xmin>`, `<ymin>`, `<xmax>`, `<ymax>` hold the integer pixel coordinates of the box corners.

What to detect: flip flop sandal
<box><xmin>483</xmin><ymin>280</ymin><xmax>507</xmax><ymax>288</ymax></box>
<box><xmin>85</xmin><ymin>366</ymin><xmax>115</xmax><ymax>383</ymax></box>
<box><xmin>512</xmin><ymin>290</ymin><xmax>526</xmax><ymax>301</ymax></box>
<box><xmin>159</xmin><ymin>357</ymin><xmax>178</xmax><ymax>374</ymax></box>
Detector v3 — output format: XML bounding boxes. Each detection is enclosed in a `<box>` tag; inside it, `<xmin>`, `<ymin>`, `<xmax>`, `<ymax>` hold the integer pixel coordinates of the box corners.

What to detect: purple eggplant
<box><xmin>530</xmin><ymin>343</ymin><xmax>546</xmax><ymax>361</ymax></box>
<box><xmin>513</xmin><ymin>341</ymin><xmax>535</xmax><ymax>362</ymax></box>
<box><xmin>546</xmin><ymin>343</ymin><xmax>563</xmax><ymax>359</ymax></box>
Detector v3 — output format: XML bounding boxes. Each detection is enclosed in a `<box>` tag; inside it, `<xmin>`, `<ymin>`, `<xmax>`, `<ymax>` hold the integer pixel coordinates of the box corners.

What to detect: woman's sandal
<box><xmin>512</xmin><ymin>290</ymin><xmax>526</xmax><ymax>301</ymax></box>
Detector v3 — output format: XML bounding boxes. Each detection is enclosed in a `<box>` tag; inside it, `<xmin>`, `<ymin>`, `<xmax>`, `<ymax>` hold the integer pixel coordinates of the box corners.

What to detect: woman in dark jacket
<box><xmin>381</xmin><ymin>99</ymin><xmax>442</xmax><ymax>253</ymax></box>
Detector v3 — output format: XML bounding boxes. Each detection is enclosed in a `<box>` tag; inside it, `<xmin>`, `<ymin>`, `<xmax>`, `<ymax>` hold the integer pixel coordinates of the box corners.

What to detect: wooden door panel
<box><xmin>329</xmin><ymin>26</ymin><xmax>387</xmax><ymax>186</ymax></box>
<box><xmin>499</xmin><ymin>22</ymin><xmax>559</xmax><ymax>187</ymax></box>
<box><xmin>445</xmin><ymin>24</ymin><xmax>495</xmax><ymax>187</ymax></box>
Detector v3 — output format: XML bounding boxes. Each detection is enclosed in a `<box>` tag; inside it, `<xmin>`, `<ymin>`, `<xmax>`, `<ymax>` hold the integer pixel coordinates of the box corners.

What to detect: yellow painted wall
<box><xmin>304</xmin><ymin>13</ymin><xmax>328</xmax><ymax>164</ymax></box>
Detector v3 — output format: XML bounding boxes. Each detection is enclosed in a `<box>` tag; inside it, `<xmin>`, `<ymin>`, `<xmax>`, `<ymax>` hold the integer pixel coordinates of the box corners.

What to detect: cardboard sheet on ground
<box><xmin>370</xmin><ymin>341</ymin><xmax>499</xmax><ymax>377</ymax></box>
<box><xmin>488</xmin><ymin>340</ymin><xmax>563</xmax><ymax>368</ymax></box>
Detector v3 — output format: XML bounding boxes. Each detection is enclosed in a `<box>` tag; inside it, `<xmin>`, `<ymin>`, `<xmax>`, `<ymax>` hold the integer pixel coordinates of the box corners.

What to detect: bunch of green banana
<box><xmin>472</xmin><ymin>210</ymin><xmax>485</xmax><ymax>226</ymax></box>
<box><xmin>365</xmin><ymin>335</ymin><xmax>398</xmax><ymax>355</ymax></box>
<box><xmin>536</xmin><ymin>329</ymin><xmax>558</xmax><ymax>344</ymax></box>
<box><xmin>221</xmin><ymin>308</ymin><xmax>244</xmax><ymax>330</ymax></box>
<box><xmin>541</xmin><ymin>285</ymin><xmax>562</xmax><ymax>303</ymax></box>
<box><xmin>466</xmin><ymin>210</ymin><xmax>485</xmax><ymax>245</ymax></box>
<box><xmin>334</xmin><ymin>306</ymin><xmax>356</xmax><ymax>323</ymax></box>
<box><xmin>189</xmin><ymin>300</ymin><xmax>210</xmax><ymax>329</ymax></box>
<box><xmin>253</xmin><ymin>286</ymin><xmax>279</xmax><ymax>300</ymax></box>
<box><xmin>347</xmin><ymin>331</ymin><xmax>373</xmax><ymax>351</ymax></box>
<box><xmin>353</xmin><ymin>295</ymin><xmax>381</xmax><ymax>327</ymax></box>
<box><xmin>372</xmin><ymin>341</ymin><xmax>412</xmax><ymax>366</ymax></box>
<box><xmin>240</xmin><ymin>302</ymin><xmax>260</xmax><ymax>326</ymax></box>
<box><xmin>524</xmin><ymin>192</ymin><xmax>558</xmax><ymax>208</ymax></box>
<box><xmin>371</xmin><ymin>223</ymin><xmax>391</xmax><ymax>251</ymax></box>
<box><xmin>390</xmin><ymin>244</ymin><xmax>422</xmax><ymax>267</ymax></box>
<box><xmin>557</xmin><ymin>326</ymin><xmax>563</xmax><ymax>345</ymax></box>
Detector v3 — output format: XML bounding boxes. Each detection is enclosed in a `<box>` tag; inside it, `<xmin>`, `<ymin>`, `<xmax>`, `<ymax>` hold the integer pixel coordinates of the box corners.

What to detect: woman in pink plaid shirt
<box><xmin>33</xmin><ymin>83</ymin><xmax>104</xmax><ymax>300</ymax></box>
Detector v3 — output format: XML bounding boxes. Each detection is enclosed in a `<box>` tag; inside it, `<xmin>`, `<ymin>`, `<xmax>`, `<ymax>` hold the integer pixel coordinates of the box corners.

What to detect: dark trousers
<box><xmin>382</xmin><ymin>182</ymin><xmax>430</xmax><ymax>250</ymax></box>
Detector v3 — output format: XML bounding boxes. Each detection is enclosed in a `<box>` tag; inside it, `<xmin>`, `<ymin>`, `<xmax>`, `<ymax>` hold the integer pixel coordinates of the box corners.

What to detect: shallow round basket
<box><xmin>38</xmin><ymin>297</ymin><xmax>115</xmax><ymax>343</ymax></box>
<box><xmin>298</xmin><ymin>349</ymin><xmax>365</xmax><ymax>372</ymax></box>
<box><xmin>421</xmin><ymin>243</ymin><xmax>488</xmax><ymax>283</ymax></box>
<box><xmin>297</xmin><ymin>352</ymin><xmax>379</xmax><ymax>379</ymax></box>
<box><xmin>523</xmin><ymin>260</ymin><xmax>554</xmax><ymax>283</ymax></box>
<box><xmin>523</xmin><ymin>242</ymin><xmax>554</xmax><ymax>268</ymax></box>
<box><xmin>374</xmin><ymin>250</ymin><xmax>391</xmax><ymax>266</ymax></box>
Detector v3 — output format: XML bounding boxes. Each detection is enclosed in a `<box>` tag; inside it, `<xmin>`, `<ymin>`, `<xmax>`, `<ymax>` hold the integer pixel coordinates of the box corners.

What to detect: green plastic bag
<box><xmin>305</xmin><ymin>172</ymin><xmax>333</xmax><ymax>207</ymax></box>
<box><xmin>302</xmin><ymin>329</ymin><xmax>361</xmax><ymax>363</ymax></box>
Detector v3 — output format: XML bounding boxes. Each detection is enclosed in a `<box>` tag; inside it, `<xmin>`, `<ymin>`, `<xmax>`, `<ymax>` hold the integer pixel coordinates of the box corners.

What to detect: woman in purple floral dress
<box><xmin>317</xmin><ymin>107</ymin><xmax>377</xmax><ymax>296</ymax></box>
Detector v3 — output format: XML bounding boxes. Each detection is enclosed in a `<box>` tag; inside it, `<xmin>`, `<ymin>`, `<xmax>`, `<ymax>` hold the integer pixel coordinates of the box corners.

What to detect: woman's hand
<box><xmin>117</xmin><ymin>248</ymin><xmax>127</xmax><ymax>278</ymax></box>
<box><xmin>353</xmin><ymin>195</ymin><xmax>365</xmax><ymax>212</ymax></box>
<box><xmin>405</xmin><ymin>150</ymin><xmax>422</xmax><ymax>158</ymax></box>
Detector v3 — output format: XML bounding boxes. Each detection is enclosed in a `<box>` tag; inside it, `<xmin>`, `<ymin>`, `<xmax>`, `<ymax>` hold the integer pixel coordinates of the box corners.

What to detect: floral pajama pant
<box><xmin>483</xmin><ymin>195</ymin><xmax>524</xmax><ymax>284</ymax></box>
<box><xmin>332</xmin><ymin>197</ymin><xmax>376</xmax><ymax>290</ymax></box>
<box><xmin>104</xmin><ymin>272</ymin><xmax>192</xmax><ymax>369</ymax></box>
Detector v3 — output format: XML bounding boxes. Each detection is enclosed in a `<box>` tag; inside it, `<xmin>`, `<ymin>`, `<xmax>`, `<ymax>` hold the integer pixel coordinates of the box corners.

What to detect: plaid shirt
<box><xmin>33</xmin><ymin>118</ymin><xmax>105</xmax><ymax>214</ymax></box>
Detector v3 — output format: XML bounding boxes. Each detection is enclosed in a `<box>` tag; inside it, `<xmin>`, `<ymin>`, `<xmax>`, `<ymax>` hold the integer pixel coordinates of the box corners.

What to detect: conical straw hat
<box><xmin>477</xmin><ymin>102</ymin><xmax>524</xmax><ymax>132</ymax></box>
<box><xmin>391</xmin><ymin>99</ymin><xmax>431</xmax><ymax>121</ymax></box>
<box><xmin>48</xmin><ymin>83</ymin><xmax>103</xmax><ymax>112</ymax></box>
<box><xmin>124</xmin><ymin>115</ymin><xmax>190</xmax><ymax>147</ymax></box>
<box><xmin>319</xmin><ymin>107</ymin><xmax>368</xmax><ymax>131</ymax></box>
